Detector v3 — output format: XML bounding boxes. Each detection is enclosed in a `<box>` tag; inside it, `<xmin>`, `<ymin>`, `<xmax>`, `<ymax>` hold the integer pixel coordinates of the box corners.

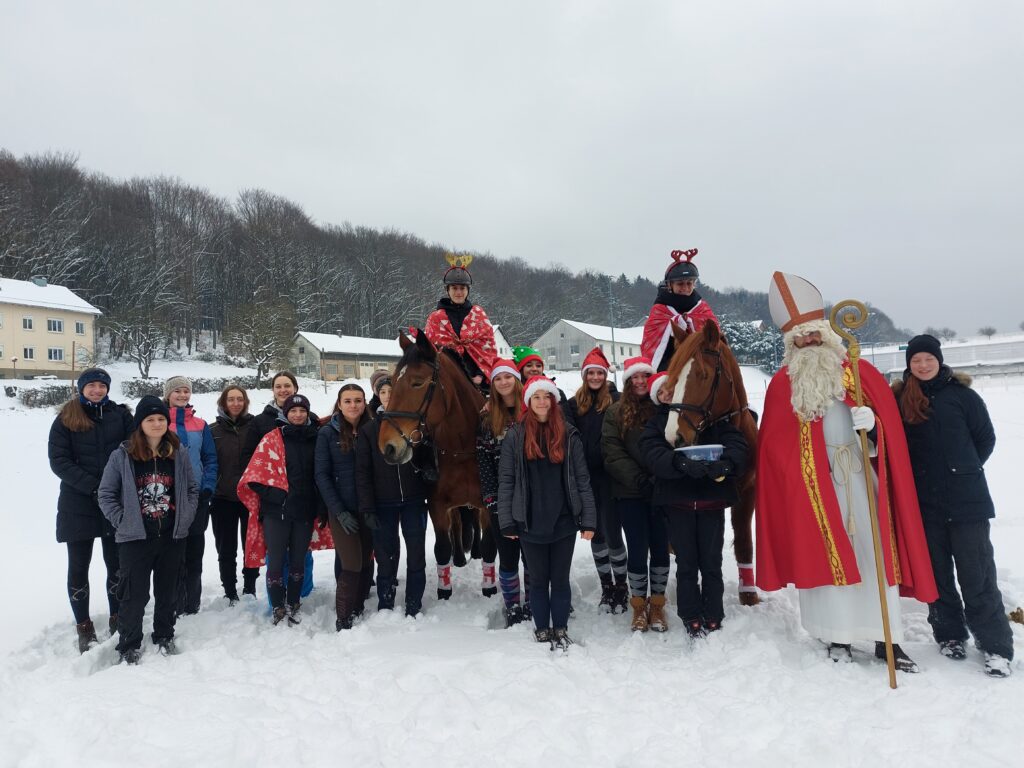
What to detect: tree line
<box><xmin>0</xmin><ymin>149</ymin><xmax>914</xmax><ymax>377</ymax></box>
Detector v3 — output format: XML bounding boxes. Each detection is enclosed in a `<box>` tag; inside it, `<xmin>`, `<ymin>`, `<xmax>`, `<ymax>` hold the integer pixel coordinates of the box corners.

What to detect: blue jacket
<box><xmin>314</xmin><ymin>413</ymin><xmax>360</xmax><ymax>518</ymax></box>
<box><xmin>169</xmin><ymin>405</ymin><xmax>218</xmax><ymax>495</ymax></box>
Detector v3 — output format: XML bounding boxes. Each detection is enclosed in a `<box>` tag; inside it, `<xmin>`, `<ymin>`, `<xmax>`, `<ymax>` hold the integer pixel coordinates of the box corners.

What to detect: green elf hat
<box><xmin>512</xmin><ymin>346</ymin><xmax>544</xmax><ymax>372</ymax></box>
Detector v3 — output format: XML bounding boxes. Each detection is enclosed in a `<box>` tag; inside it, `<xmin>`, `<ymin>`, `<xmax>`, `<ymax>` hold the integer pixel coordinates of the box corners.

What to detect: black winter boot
<box><xmin>610</xmin><ymin>582</ymin><xmax>629</xmax><ymax>615</ymax></box>
<box><xmin>875</xmin><ymin>642</ymin><xmax>918</xmax><ymax>673</ymax></box>
<box><xmin>598</xmin><ymin>580</ymin><xmax>615</xmax><ymax>613</ymax></box>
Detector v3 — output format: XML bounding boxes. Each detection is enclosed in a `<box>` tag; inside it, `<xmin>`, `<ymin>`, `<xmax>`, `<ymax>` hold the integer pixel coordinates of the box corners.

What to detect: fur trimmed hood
<box><xmin>892</xmin><ymin>366</ymin><xmax>972</xmax><ymax>397</ymax></box>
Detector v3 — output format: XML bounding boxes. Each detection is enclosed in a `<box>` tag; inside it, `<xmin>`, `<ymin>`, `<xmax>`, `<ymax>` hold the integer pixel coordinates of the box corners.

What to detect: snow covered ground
<box><xmin>0</xmin><ymin>362</ymin><xmax>1021</xmax><ymax>767</ymax></box>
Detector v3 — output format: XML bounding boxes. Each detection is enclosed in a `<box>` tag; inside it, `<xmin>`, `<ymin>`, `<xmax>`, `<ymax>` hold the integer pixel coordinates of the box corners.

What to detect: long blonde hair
<box><xmin>574</xmin><ymin>381</ymin><xmax>612</xmax><ymax>416</ymax></box>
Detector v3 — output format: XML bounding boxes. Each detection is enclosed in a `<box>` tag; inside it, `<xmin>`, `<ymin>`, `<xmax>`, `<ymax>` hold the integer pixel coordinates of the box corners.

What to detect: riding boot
<box><xmin>336</xmin><ymin>571</ymin><xmax>361</xmax><ymax>627</ymax></box>
<box><xmin>76</xmin><ymin>620</ymin><xmax>98</xmax><ymax>654</ymax></box>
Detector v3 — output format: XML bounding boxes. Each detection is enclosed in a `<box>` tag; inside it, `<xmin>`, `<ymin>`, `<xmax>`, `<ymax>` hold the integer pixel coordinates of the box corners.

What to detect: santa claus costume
<box><xmin>755</xmin><ymin>272</ymin><xmax>937</xmax><ymax>669</ymax></box>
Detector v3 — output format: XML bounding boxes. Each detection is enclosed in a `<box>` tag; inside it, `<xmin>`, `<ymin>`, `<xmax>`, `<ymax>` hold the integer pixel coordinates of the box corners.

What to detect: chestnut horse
<box><xmin>662</xmin><ymin>321</ymin><xmax>760</xmax><ymax>606</ymax></box>
<box><xmin>377</xmin><ymin>330</ymin><xmax>486</xmax><ymax>588</ymax></box>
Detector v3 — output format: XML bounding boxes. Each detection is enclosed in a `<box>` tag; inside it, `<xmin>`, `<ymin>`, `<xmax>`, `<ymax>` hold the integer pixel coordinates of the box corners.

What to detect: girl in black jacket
<box><xmin>315</xmin><ymin>383</ymin><xmax>372</xmax><ymax>630</ymax></box>
<box><xmin>639</xmin><ymin>405</ymin><xmax>750</xmax><ymax>638</ymax></box>
<box><xmin>895</xmin><ymin>335</ymin><xmax>1013</xmax><ymax>677</ymax></box>
<box><xmin>563</xmin><ymin>347</ymin><xmax>624</xmax><ymax>612</ymax></box>
<box><xmin>499</xmin><ymin>377</ymin><xmax>597</xmax><ymax>650</ymax></box>
<box><xmin>47</xmin><ymin>368</ymin><xmax>134</xmax><ymax>652</ymax></box>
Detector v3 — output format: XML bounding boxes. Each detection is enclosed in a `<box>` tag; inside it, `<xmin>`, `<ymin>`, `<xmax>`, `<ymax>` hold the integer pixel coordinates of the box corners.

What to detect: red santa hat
<box><xmin>490</xmin><ymin>358</ymin><xmax>521</xmax><ymax>382</ymax></box>
<box><xmin>522</xmin><ymin>375</ymin><xmax>559</xmax><ymax>406</ymax></box>
<box><xmin>768</xmin><ymin>271</ymin><xmax>825</xmax><ymax>333</ymax></box>
<box><xmin>621</xmin><ymin>355</ymin><xmax>655</xmax><ymax>383</ymax></box>
<box><xmin>580</xmin><ymin>346</ymin><xmax>611</xmax><ymax>374</ymax></box>
<box><xmin>648</xmin><ymin>371</ymin><xmax>669</xmax><ymax>404</ymax></box>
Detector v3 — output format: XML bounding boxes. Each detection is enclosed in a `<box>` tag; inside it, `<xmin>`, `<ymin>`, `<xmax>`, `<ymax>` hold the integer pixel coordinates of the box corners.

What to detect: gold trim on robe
<box><xmin>799</xmin><ymin>420</ymin><xmax>847</xmax><ymax>585</ymax></box>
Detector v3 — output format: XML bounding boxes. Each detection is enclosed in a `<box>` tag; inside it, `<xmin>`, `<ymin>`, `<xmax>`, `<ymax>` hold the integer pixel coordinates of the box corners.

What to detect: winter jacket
<box><xmin>168</xmin><ymin>406</ymin><xmax>218</xmax><ymax>495</ymax></box>
<box><xmin>254</xmin><ymin>422</ymin><xmax>323</xmax><ymax>523</ymax></box>
<box><xmin>893</xmin><ymin>368</ymin><xmax>997</xmax><ymax>524</ymax></box>
<box><xmin>496</xmin><ymin>422</ymin><xmax>597</xmax><ymax>535</ymax></box>
<box><xmin>48</xmin><ymin>400</ymin><xmax>134</xmax><ymax>542</ymax></box>
<box><xmin>211</xmin><ymin>412</ymin><xmax>253</xmax><ymax>501</ymax></box>
<box><xmin>98</xmin><ymin>443</ymin><xmax>199</xmax><ymax>543</ymax></box>
<box><xmin>477</xmin><ymin>406</ymin><xmax>518</xmax><ymax>509</ymax></box>
<box><xmin>601</xmin><ymin>400</ymin><xmax>654</xmax><ymax>501</ymax></box>
<box><xmin>242</xmin><ymin>401</ymin><xmax>321</xmax><ymax>470</ymax></box>
<box><xmin>355</xmin><ymin>419</ymin><xmax>429</xmax><ymax>517</ymax></box>
<box><xmin>638</xmin><ymin>409</ymin><xmax>750</xmax><ymax>510</ymax></box>
<box><xmin>314</xmin><ymin>413</ymin><xmax>361</xmax><ymax>518</ymax></box>
<box><xmin>563</xmin><ymin>392</ymin><xmax>620</xmax><ymax>472</ymax></box>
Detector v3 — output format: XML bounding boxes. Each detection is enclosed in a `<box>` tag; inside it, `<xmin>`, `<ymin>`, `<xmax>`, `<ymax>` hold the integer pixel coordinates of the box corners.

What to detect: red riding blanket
<box><xmin>641</xmin><ymin>301</ymin><xmax>719</xmax><ymax>371</ymax></box>
<box><xmin>424</xmin><ymin>305</ymin><xmax>499</xmax><ymax>380</ymax></box>
<box><xmin>237</xmin><ymin>427</ymin><xmax>334</xmax><ymax>569</ymax></box>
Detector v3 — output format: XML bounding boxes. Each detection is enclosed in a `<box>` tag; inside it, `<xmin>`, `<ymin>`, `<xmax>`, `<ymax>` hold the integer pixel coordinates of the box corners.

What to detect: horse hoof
<box><xmin>437</xmin><ymin>589</ymin><xmax>452</xmax><ymax>601</ymax></box>
<box><xmin>482</xmin><ymin>587</ymin><xmax>497</xmax><ymax>598</ymax></box>
<box><xmin>738</xmin><ymin>591</ymin><xmax>761</xmax><ymax>607</ymax></box>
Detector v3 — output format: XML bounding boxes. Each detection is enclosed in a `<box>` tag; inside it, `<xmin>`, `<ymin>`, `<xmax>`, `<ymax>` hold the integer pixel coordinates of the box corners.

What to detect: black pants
<box><xmin>263</xmin><ymin>516</ymin><xmax>314</xmax><ymax>608</ymax></box>
<box><xmin>520</xmin><ymin>533</ymin><xmax>576</xmax><ymax>630</ymax></box>
<box><xmin>924</xmin><ymin>520</ymin><xmax>1014</xmax><ymax>659</ymax></box>
<box><xmin>210</xmin><ymin>498</ymin><xmax>259</xmax><ymax>595</ymax></box>
<box><xmin>618</xmin><ymin>498</ymin><xmax>670</xmax><ymax>597</ymax></box>
<box><xmin>176</xmin><ymin>532</ymin><xmax>205</xmax><ymax>614</ymax></box>
<box><xmin>116</xmin><ymin>532</ymin><xmax>186</xmax><ymax>652</ymax></box>
<box><xmin>664</xmin><ymin>507</ymin><xmax>725</xmax><ymax>623</ymax></box>
<box><xmin>67</xmin><ymin>536</ymin><xmax>119</xmax><ymax>624</ymax></box>
<box><xmin>372</xmin><ymin>500</ymin><xmax>427</xmax><ymax>613</ymax></box>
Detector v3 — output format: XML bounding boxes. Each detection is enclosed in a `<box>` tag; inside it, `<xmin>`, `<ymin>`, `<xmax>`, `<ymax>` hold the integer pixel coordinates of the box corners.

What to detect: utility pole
<box><xmin>607</xmin><ymin>281</ymin><xmax>619</xmax><ymax>387</ymax></box>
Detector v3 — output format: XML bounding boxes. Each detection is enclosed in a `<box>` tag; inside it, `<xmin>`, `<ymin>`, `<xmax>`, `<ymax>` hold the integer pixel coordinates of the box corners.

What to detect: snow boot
<box><xmin>552</xmin><ymin>627</ymin><xmax>574</xmax><ymax>651</ymax></box>
<box><xmin>481</xmin><ymin>562</ymin><xmax>497</xmax><ymax>598</ymax></box>
<box><xmin>598</xmin><ymin>580</ymin><xmax>615</xmax><ymax>613</ymax></box>
<box><xmin>534</xmin><ymin>627</ymin><xmax>552</xmax><ymax>644</ymax></box>
<box><xmin>504</xmin><ymin>603</ymin><xmax>524</xmax><ymax>628</ymax></box>
<box><xmin>939</xmin><ymin>639</ymin><xmax>967</xmax><ymax>661</ymax></box>
<box><xmin>336</xmin><ymin>616</ymin><xmax>353</xmax><ymax>631</ymax></box>
<box><xmin>648</xmin><ymin>595</ymin><xmax>669</xmax><ymax>633</ymax></box>
<box><xmin>108</xmin><ymin>615</ymin><xmax>118</xmax><ymax>637</ymax></box>
<box><xmin>828</xmin><ymin>643</ymin><xmax>853</xmax><ymax>663</ymax></box>
<box><xmin>630</xmin><ymin>596</ymin><xmax>649</xmax><ymax>632</ymax></box>
<box><xmin>610</xmin><ymin>582</ymin><xmax>629</xmax><ymax>615</ymax></box>
<box><xmin>684</xmin><ymin>619</ymin><xmax>706</xmax><ymax>640</ymax></box>
<box><xmin>703</xmin><ymin>618</ymin><xmax>722</xmax><ymax>633</ymax></box>
<box><xmin>118</xmin><ymin>648</ymin><xmax>141</xmax><ymax>665</ymax></box>
<box><xmin>155</xmin><ymin>637</ymin><xmax>179</xmax><ymax>656</ymax></box>
<box><xmin>272</xmin><ymin>606</ymin><xmax>287</xmax><ymax>626</ymax></box>
<box><xmin>983</xmin><ymin>653</ymin><xmax>1011</xmax><ymax>678</ymax></box>
<box><xmin>336</xmin><ymin>571</ymin><xmax>360</xmax><ymax>628</ymax></box>
<box><xmin>522</xmin><ymin>601</ymin><xmax>533</xmax><ymax>622</ymax></box>
<box><xmin>76</xmin><ymin>620</ymin><xmax>98</xmax><ymax>654</ymax></box>
<box><xmin>875</xmin><ymin>642</ymin><xmax>918</xmax><ymax>673</ymax></box>
<box><xmin>287</xmin><ymin>603</ymin><xmax>302</xmax><ymax>626</ymax></box>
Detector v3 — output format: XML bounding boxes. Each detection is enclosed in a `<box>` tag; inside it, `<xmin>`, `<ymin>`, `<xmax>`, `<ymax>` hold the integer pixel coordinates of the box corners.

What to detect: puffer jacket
<box><xmin>98</xmin><ymin>443</ymin><xmax>199</xmax><ymax>543</ymax></box>
<box><xmin>893</xmin><ymin>367</ymin><xmax>996</xmax><ymax>524</ymax></box>
<box><xmin>315</xmin><ymin>413</ymin><xmax>362</xmax><ymax>518</ymax></box>
<box><xmin>168</xmin><ymin>405</ymin><xmax>218</xmax><ymax>494</ymax></box>
<box><xmin>211</xmin><ymin>412</ymin><xmax>253</xmax><ymax>501</ymax></box>
<box><xmin>601</xmin><ymin>400</ymin><xmax>654</xmax><ymax>500</ymax></box>
<box><xmin>496</xmin><ymin>422</ymin><xmax>597</xmax><ymax>534</ymax></box>
<box><xmin>242</xmin><ymin>401</ymin><xmax>321</xmax><ymax>469</ymax></box>
<box><xmin>48</xmin><ymin>400</ymin><xmax>134</xmax><ymax>542</ymax></box>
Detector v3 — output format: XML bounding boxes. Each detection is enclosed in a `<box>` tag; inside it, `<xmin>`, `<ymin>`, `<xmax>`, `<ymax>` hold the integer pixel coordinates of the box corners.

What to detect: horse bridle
<box><xmin>667</xmin><ymin>348</ymin><xmax>747</xmax><ymax>437</ymax></box>
<box><xmin>378</xmin><ymin>355</ymin><xmax>441</xmax><ymax>451</ymax></box>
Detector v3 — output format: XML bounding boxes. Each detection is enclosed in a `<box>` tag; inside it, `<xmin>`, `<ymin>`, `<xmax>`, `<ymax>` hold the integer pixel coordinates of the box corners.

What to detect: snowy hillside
<box><xmin>0</xmin><ymin>362</ymin><xmax>1021</xmax><ymax>767</ymax></box>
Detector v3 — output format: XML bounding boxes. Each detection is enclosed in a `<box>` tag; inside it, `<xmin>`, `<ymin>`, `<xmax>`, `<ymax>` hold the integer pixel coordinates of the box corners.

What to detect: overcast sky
<box><xmin>3</xmin><ymin>1</ymin><xmax>1022</xmax><ymax>335</ymax></box>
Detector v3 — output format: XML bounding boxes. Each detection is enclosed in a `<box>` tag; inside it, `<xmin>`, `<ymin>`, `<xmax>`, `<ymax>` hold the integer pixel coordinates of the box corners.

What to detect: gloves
<box><xmin>850</xmin><ymin>406</ymin><xmax>875</xmax><ymax>432</ymax></box>
<box><xmin>636</xmin><ymin>475</ymin><xmax>656</xmax><ymax>499</ymax></box>
<box><xmin>363</xmin><ymin>512</ymin><xmax>380</xmax><ymax>531</ymax></box>
<box><xmin>672</xmin><ymin>453</ymin><xmax>708</xmax><ymax>478</ymax></box>
<box><xmin>333</xmin><ymin>508</ymin><xmax>359</xmax><ymax>535</ymax></box>
<box><xmin>705</xmin><ymin>460</ymin><xmax>732</xmax><ymax>483</ymax></box>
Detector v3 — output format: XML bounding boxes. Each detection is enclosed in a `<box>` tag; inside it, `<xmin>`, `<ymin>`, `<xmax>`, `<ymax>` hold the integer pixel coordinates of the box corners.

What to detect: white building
<box><xmin>292</xmin><ymin>331</ymin><xmax>403</xmax><ymax>381</ymax></box>
<box><xmin>492</xmin><ymin>325</ymin><xmax>513</xmax><ymax>360</ymax></box>
<box><xmin>531</xmin><ymin>319</ymin><xmax>646</xmax><ymax>372</ymax></box>
<box><xmin>863</xmin><ymin>333</ymin><xmax>1024</xmax><ymax>380</ymax></box>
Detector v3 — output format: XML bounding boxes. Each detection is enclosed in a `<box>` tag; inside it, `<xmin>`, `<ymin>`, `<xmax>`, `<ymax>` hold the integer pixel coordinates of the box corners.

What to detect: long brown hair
<box><xmin>334</xmin><ymin>383</ymin><xmax>369</xmax><ymax>452</ymax></box>
<box><xmin>899</xmin><ymin>375</ymin><xmax>931</xmax><ymax>425</ymax></box>
<box><xmin>126</xmin><ymin>427</ymin><xmax>180</xmax><ymax>461</ymax></box>
<box><xmin>574</xmin><ymin>380</ymin><xmax>612</xmax><ymax>416</ymax></box>
<box><xmin>522</xmin><ymin>393</ymin><xmax>566</xmax><ymax>463</ymax></box>
<box><xmin>619</xmin><ymin>377</ymin><xmax>655</xmax><ymax>435</ymax></box>
<box><xmin>59</xmin><ymin>397</ymin><xmax>98</xmax><ymax>433</ymax></box>
<box><xmin>489</xmin><ymin>378</ymin><xmax>524</xmax><ymax>437</ymax></box>
<box><xmin>217</xmin><ymin>385</ymin><xmax>250</xmax><ymax>417</ymax></box>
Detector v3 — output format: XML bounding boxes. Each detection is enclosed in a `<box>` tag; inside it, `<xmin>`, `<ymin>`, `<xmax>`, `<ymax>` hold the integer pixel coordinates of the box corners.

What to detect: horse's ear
<box><xmin>702</xmin><ymin>320</ymin><xmax>721</xmax><ymax>346</ymax></box>
<box><xmin>670</xmin><ymin>321</ymin><xmax>689</xmax><ymax>345</ymax></box>
<box><xmin>414</xmin><ymin>329</ymin><xmax>437</xmax><ymax>357</ymax></box>
<box><xmin>399</xmin><ymin>332</ymin><xmax>413</xmax><ymax>350</ymax></box>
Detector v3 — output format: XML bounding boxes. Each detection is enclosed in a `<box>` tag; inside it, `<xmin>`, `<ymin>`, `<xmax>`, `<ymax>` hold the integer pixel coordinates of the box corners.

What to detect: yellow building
<box><xmin>0</xmin><ymin>276</ymin><xmax>101</xmax><ymax>379</ymax></box>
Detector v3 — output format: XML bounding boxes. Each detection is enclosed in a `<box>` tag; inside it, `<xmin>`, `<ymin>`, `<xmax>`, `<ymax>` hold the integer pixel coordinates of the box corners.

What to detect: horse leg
<box><xmin>431</xmin><ymin>503</ymin><xmax>454</xmax><ymax>599</ymax></box>
<box><xmin>477</xmin><ymin>507</ymin><xmax>498</xmax><ymax>597</ymax></box>
<box><xmin>468</xmin><ymin>507</ymin><xmax>482</xmax><ymax>560</ymax></box>
<box><xmin>450</xmin><ymin>506</ymin><xmax>467</xmax><ymax>568</ymax></box>
<box><xmin>731</xmin><ymin>482</ymin><xmax>759</xmax><ymax>606</ymax></box>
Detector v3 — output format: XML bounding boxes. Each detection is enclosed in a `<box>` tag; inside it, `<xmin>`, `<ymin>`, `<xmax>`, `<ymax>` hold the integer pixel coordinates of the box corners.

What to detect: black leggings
<box><xmin>520</xmin><ymin>533</ymin><xmax>576</xmax><ymax>630</ymax></box>
<box><xmin>67</xmin><ymin>537</ymin><xmax>119</xmax><ymax>624</ymax></box>
<box><xmin>263</xmin><ymin>517</ymin><xmax>314</xmax><ymax>608</ymax></box>
<box><xmin>210</xmin><ymin>498</ymin><xmax>259</xmax><ymax>594</ymax></box>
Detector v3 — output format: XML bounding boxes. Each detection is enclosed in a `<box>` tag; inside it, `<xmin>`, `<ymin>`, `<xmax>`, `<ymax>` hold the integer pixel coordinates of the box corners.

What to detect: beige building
<box><xmin>292</xmin><ymin>331</ymin><xmax>403</xmax><ymax>381</ymax></box>
<box><xmin>0</xmin><ymin>276</ymin><xmax>101</xmax><ymax>379</ymax></box>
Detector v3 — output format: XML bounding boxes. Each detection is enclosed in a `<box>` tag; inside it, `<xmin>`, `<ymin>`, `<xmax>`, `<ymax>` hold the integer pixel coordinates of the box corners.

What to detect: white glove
<box><xmin>850</xmin><ymin>406</ymin><xmax>875</xmax><ymax>432</ymax></box>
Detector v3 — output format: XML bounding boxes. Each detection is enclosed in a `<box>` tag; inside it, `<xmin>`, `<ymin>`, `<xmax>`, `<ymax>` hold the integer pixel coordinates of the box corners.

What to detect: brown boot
<box><xmin>630</xmin><ymin>596</ymin><xmax>649</xmax><ymax>632</ymax></box>
<box><xmin>335</xmin><ymin>571</ymin><xmax>361</xmax><ymax>630</ymax></box>
<box><xmin>648</xmin><ymin>594</ymin><xmax>669</xmax><ymax>633</ymax></box>
<box><xmin>76</xmin><ymin>620</ymin><xmax>98</xmax><ymax>654</ymax></box>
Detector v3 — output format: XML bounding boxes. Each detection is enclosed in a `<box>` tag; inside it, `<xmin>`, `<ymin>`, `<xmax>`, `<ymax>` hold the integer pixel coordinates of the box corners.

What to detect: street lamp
<box><xmin>11</xmin><ymin>357</ymin><xmax>18</xmax><ymax>377</ymax></box>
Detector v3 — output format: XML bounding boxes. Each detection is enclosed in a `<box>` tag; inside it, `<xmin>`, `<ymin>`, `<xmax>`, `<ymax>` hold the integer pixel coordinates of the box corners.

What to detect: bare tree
<box><xmin>924</xmin><ymin>326</ymin><xmax>957</xmax><ymax>341</ymax></box>
<box><xmin>978</xmin><ymin>326</ymin><xmax>997</xmax><ymax>339</ymax></box>
<box><xmin>225</xmin><ymin>292</ymin><xmax>296</xmax><ymax>382</ymax></box>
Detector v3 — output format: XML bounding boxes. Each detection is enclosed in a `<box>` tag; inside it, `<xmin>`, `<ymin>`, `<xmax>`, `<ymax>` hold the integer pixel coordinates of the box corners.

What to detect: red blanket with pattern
<box><xmin>424</xmin><ymin>305</ymin><xmax>499</xmax><ymax>380</ymax></box>
<box><xmin>641</xmin><ymin>300</ymin><xmax>719</xmax><ymax>371</ymax></box>
<box><xmin>237</xmin><ymin>427</ymin><xmax>334</xmax><ymax>569</ymax></box>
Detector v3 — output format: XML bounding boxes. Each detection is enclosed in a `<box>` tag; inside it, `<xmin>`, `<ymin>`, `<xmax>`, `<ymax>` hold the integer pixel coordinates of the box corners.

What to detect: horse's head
<box><xmin>377</xmin><ymin>330</ymin><xmax>442</xmax><ymax>465</ymax></box>
<box><xmin>662</xmin><ymin>321</ymin><xmax>745</xmax><ymax>447</ymax></box>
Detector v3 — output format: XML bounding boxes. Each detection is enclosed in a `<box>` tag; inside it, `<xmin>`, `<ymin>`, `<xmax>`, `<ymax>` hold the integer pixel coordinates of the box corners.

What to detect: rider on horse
<box><xmin>423</xmin><ymin>253</ymin><xmax>499</xmax><ymax>392</ymax></box>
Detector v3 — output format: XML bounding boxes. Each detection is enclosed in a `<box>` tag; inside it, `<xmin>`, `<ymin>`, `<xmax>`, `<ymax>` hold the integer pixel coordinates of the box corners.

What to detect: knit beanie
<box><xmin>905</xmin><ymin>335</ymin><xmax>943</xmax><ymax>367</ymax></box>
<box><xmin>77</xmin><ymin>367</ymin><xmax>111</xmax><ymax>394</ymax></box>
<box><xmin>134</xmin><ymin>395</ymin><xmax>170</xmax><ymax>430</ymax></box>
<box><xmin>512</xmin><ymin>346</ymin><xmax>543</xmax><ymax>371</ymax></box>
<box><xmin>369</xmin><ymin>370</ymin><xmax>392</xmax><ymax>395</ymax></box>
<box><xmin>164</xmin><ymin>375</ymin><xmax>193</xmax><ymax>398</ymax></box>
<box><xmin>281</xmin><ymin>394</ymin><xmax>312</xmax><ymax>416</ymax></box>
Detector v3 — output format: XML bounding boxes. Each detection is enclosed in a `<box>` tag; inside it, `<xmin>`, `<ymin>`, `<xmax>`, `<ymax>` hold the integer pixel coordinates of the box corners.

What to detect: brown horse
<box><xmin>377</xmin><ymin>330</ymin><xmax>487</xmax><ymax>586</ymax></box>
<box><xmin>662</xmin><ymin>321</ymin><xmax>760</xmax><ymax>606</ymax></box>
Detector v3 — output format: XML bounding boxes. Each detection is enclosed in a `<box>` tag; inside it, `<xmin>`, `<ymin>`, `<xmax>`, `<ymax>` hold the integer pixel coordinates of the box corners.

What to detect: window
<box><xmin>47</xmin><ymin>318</ymin><xmax>64</xmax><ymax>333</ymax></box>
<box><xmin>570</xmin><ymin>344</ymin><xmax>580</xmax><ymax>355</ymax></box>
<box><xmin>298</xmin><ymin>346</ymin><xmax>305</xmax><ymax>354</ymax></box>
<box><xmin>326</xmin><ymin>364</ymin><xmax>339</xmax><ymax>376</ymax></box>
<box><xmin>75</xmin><ymin>321</ymin><xmax>86</xmax><ymax>335</ymax></box>
<box><xmin>343</xmin><ymin>363</ymin><xmax>357</xmax><ymax>376</ymax></box>
<box><xmin>0</xmin><ymin>345</ymin><xmax>4</xmax><ymax>358</ymax></box>
<box><xmin>22</xmin><ymin>317</ymin><xmax>33</xmax><ymax>331</ymax></box>
<box><xmin>48</xmin><ymin>347</ymin><xmax>65</xmax><ymax>362</ymax></box>
<box><xmin>559</xmin><ymin>333</ymin><xmax>564</xmax><ymax>338</ymax></box>
<box><xmin>620</xmin><ymin>346</ymin><xmax>625</xmax><ymax>356</ymax></box>
<box><xmin>23</xmin><ymin>347</ymin><xmax>35</xmax><ymax>360</ymax></box>
<box><xmin>0</xmin><ymin>312</ymin><xmax>4</xmax><ymax>328</ymax></box>
<box><xmin>546</xmin><ymin>347</ymin><xmax>556</xmax><ymax>358</ymax></box>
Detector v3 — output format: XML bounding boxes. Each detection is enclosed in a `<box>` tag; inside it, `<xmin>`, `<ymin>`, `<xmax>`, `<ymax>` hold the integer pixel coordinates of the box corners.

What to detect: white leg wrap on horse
<box><xmin>738</xmin><ymin>562</ymin><xmax>756</xmax><ymax>592</ymax></box>
<box><xmin>437</xmin><ymin>560</ymin><xmax>453</xmax><ymax>591</ymax></box>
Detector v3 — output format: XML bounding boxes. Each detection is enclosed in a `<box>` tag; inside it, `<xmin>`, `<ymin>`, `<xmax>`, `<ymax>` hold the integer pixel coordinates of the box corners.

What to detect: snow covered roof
<box><xmin>294</xmin><ymin>331</ymin><xmax>402</xmax><ymax>358</ymax></box>
<box><xmin>0</xmin><ymin>277</ymin><xmax>101</xmax><ymax>315</ymax></box>
<box><xmin>561</xmin><ymin>319</ymin><xmax>645</xmax><ymax>345</ymax></box>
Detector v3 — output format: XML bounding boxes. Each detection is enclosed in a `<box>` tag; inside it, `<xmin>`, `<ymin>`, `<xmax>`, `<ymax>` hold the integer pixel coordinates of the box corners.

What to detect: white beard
<box><xmin>785</xmin><ymin>341</ymin><xmax>847</xmax><ymax>422</ymax></box>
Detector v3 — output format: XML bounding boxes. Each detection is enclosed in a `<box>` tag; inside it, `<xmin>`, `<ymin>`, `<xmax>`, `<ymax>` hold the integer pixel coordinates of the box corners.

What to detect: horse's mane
<box><xmin>665</xmin><ymin>325</ymin><xmax>749</xmax><ymax>410</ymax></box>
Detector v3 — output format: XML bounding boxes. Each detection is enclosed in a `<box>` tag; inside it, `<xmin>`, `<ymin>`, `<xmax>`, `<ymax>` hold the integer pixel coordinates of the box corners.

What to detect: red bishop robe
<box><xmin>237</xmin><ymin>427</ymin><xmax>334</xmax><ymax>569</ymax></box>
<box><xmin>424</xmin><ymin>304</ymin><xmax>499</xmax><ymax>381</ymax></box>
<box><xmin>755</xmin><ymin>358</ymin><xmax>937</xmax><ymax>602</ymax></box>
<box><xmin>641</xmin><ymin>300</ymin><xmax>719</xmax><ymax>370</ymax></box>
